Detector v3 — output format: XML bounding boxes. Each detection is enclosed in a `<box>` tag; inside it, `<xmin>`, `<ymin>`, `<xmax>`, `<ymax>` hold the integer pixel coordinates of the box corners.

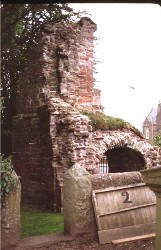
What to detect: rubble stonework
<box><xmin>12</xmin><ymin>18</ymin><xmax>161</xmax><ymax>211</ymax></box>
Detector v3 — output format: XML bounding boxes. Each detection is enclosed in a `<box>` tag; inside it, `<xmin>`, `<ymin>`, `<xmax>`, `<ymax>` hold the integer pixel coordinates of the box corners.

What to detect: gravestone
<box><xmin>63</xmin><ymin>163</ymin><xmax>96</xmax><ymax>236</ymax></box>
<box><xmin>1</xmin><ymin>171</ymin><xmax>21</xmax><ymax>249</ymax></box>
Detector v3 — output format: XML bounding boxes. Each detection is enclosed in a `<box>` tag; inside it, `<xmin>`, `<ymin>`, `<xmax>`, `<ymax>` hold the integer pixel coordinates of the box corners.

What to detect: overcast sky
<box><xmin>69</xmin><ymin>3</ymin><xmax>161</xmax><ymax>131</ymax></box>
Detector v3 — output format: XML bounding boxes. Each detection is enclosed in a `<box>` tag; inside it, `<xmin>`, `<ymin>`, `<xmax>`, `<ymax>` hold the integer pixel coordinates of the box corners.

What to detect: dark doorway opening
<box><xmin>105</xmin><ymin>146</ymin><xmax>146</xmax><ymax>173</ymax></box>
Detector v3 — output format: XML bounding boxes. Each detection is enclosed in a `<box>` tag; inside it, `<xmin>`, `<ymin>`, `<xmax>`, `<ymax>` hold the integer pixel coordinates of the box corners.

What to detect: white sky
<box><xmin>69</xmin><ymin>3</ymin><xmax>161</xmax><ymax>131</ymax></box>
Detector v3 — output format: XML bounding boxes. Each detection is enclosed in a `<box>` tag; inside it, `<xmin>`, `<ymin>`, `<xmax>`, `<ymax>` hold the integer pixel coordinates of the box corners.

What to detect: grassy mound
<box><xmin>82</xmin><ymin>111</ymin><xmax>143</xmax><ymax>137</ymax></box>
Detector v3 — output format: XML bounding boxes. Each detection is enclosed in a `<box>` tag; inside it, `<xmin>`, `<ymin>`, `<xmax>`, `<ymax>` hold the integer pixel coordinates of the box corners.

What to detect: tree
<box><xmin>153</xmin><ymin>130</ymin><xmax>161</xmax><ymax>148</ymax></box>
<box><xmin>1</xmin><ymin>4</ymin><xmax>85</xmax><ymax>156</ymax></box>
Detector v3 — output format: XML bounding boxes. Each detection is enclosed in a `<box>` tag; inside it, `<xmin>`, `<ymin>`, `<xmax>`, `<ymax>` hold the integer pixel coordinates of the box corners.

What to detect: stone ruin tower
<box><xmin>12</xmin><ymin>18</ymin><xmax>103</xmax><ymax>211</ymax></box>
<box><xmin>12</xmin><ymin>17</ymin><xmax>161</xmax><ymax>211</ymax></box>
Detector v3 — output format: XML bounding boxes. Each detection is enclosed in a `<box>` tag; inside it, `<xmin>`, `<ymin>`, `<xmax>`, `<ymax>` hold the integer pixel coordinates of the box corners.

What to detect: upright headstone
<box><xmin>63</xmin><ymin>163</ymin><xmax>96</xmax><ymax>236</ymax></box>
<box><xmin>1</xmin><ymin>171</ymin><xmax>21</xmax><ymax>249</ymax></box>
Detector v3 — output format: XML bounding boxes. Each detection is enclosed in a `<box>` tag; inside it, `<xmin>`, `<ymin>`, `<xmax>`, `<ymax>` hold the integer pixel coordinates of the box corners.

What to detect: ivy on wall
<box><xmin>0</xmin><ymin>155</ymin><xmax>19</xmax><ymax>208</ymax></box>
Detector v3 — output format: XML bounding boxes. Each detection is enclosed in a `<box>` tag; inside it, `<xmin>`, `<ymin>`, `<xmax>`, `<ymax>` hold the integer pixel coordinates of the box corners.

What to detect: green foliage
<box><xmin>0</xmin><ymin>155</ymin><xmax>19</xmax><ymax>208</ymax></box>
<box><xmin>153</xmin><ymin>130</ymin><xmax>161</xmax><ymax>148</ymax></box>
<box><xmin>21</xmin><ymin>205</ymin><xmax>64</xmax><ymax>237</ymax></box>
<box><xmin>82</xmin><ymin>111</ymin><xmax>143</xmax><ymax>137</ymax></box>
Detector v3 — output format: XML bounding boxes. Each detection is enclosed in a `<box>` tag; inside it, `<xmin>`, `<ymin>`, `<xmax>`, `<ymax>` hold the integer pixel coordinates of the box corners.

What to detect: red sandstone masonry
<box><xmin>13</xmin><ymin>18</ymin><xmax>102</xmax><ymax>210</ymax></box>
<box><xmin>12</xmin><ymin>17</ymin><xmax>161</xmax><ymax>212</ymax></box>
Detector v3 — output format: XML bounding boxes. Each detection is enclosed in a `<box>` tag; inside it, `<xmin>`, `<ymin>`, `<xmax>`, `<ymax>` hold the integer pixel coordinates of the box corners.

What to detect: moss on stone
<box><xmin>82</xmin><ymin>111</ymin><xmax>143</xmax><ymax>138</ymax></box>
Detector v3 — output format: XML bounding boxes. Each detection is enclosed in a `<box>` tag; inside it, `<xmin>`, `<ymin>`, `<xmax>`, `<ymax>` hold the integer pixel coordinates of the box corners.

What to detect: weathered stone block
<box><xmin>1</xmin><ymin>172</ymin><xmax>21</xmax><ymax>250</ymax></box>
<box><xmin>63</xmin><ymin>163</ymin><xmax>96</xmax><ymax>236</ymax></box>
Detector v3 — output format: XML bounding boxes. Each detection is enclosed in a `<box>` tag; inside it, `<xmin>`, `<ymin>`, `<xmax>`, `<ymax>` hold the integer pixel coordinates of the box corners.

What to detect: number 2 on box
<box><xmin>121</xmin><ymin>191</ymin><xmax>132</xmax><ymax>203</ymax></box>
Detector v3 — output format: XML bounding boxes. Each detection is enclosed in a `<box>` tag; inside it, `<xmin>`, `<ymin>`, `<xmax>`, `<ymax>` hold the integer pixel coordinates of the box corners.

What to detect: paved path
<box><xmin>13</xmin><ymin>232</ymin><xmax>74</xmax><ymax>249</ymax></box>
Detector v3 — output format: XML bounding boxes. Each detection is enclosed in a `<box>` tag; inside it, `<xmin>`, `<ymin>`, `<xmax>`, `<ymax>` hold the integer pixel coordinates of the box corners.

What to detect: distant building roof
<box><xmin>147</xmin><ymin>108</ymin><xmax>157</xmax><ymax>124</ymax></box>
<box><xmin>143</xmin><ymin>102</ymin><xmax>161</xmax><ymax>127</ymax></box>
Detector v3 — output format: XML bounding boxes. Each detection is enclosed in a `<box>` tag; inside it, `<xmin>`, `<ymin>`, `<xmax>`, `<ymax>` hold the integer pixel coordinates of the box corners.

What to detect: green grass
<box><xmin>21</xmin><ymin>204</ymin><xmax>64</xmax><ymax>238</ymax></box>
<box><xmin>82</xmin><ymin>110</ymin><xmax>143</xmax><ymax>137</ymax></box>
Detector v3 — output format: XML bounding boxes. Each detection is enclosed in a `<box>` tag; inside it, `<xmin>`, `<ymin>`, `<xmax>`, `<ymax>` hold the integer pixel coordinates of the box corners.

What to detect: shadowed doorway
<box><xmin>104</xmin><ymin>146</ymin><xmax>146</xmax><ymax>173</ymax></box>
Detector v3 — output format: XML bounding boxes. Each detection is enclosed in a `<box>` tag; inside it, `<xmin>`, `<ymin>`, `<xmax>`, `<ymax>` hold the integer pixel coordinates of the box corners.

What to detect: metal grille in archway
<box><xmin>99</xmin><ymin>156</ymin><xmax>109</xmax><ymax>174</ymax></box>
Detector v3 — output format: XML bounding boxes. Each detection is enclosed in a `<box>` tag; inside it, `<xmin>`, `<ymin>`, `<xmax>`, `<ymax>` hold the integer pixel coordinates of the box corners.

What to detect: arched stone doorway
<box><xmin>97</xmin><ymin>130</ymin><xmax>161</xmax><ymax>174</ymax></box>
<box><xmin>105</xmin><ymin>146</ymin><xmax>146</xmax><ymax>173</ymax></box>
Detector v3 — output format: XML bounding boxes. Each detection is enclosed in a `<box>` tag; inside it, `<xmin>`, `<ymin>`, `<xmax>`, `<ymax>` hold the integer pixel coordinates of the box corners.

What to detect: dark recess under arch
<box><xmin>105</xmin><ymin>147</ymin><xmax>146</xmax><ymax>173</ymax></box>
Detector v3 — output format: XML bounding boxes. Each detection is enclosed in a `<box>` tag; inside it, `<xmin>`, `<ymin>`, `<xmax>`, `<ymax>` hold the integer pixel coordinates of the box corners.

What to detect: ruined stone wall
<box><xmin>13</xmin><ymin>17</ymin><xmax>161</xmax><ymax>210</ymax></box>
<box><xmin>91</xmin><ymin>129</ymin><xmax>161</xmax><ymax>168</ymax></box>
<box><xmin>15</xmin><ymin>17</ymin><xmax>102</xmax><ymax>114</ymax></box>
<box><xmin>48</xmin><ymin>106</ymin><xmax>161</xmax><ymax>213</ymax></box>
<box><xmin>51</xmin><ymin>119</ymin><xmax>161</xmax><ymax>175</ymax></box>
<box><xmin>12</xmin><ymin>112</ymin><xmax>56</xmax><ymax>207</ymax></box>
<box><xmin>13</xmin><ymin>114</ymin><xmax>42</xmax><ymax>204</ymax></box>
<box><xmin>41</xmin><ymin>17</ymin><xmax>102</xmax><ymax>111</ymax></box>
<box><xmin>13</xmin><ymin>17</ymin><xmax>102</xmax><ymax>209</ymax></box>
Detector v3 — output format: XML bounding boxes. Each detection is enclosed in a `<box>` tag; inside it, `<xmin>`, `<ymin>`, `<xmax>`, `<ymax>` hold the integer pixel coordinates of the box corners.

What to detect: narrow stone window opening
<box><xmin>104</xmin><ymin>146</ymin><xmax>146</xmax><ymax>173</ymax></box>
<box><xmin>145</xmin><ymin>127</ymin><xmax>150</xmax><ymax>139</ymax></box>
